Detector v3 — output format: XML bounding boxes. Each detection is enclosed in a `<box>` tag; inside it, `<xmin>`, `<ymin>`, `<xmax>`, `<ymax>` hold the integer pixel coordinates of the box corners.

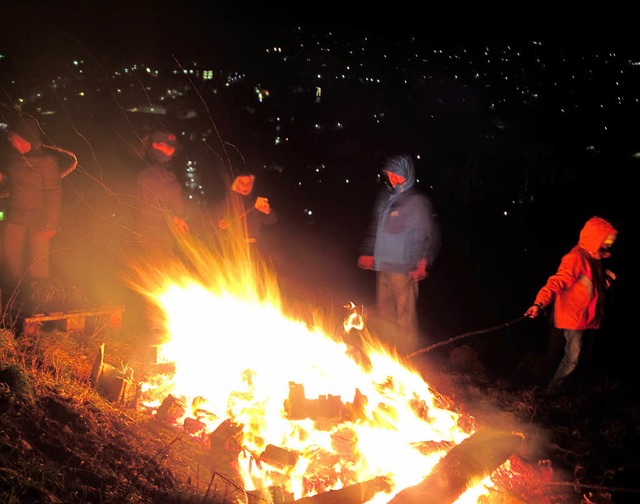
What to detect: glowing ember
<box><xmin>129</xmin><ymin>222</ymin><xmax>517</xmax><ymax>503</ymax></box>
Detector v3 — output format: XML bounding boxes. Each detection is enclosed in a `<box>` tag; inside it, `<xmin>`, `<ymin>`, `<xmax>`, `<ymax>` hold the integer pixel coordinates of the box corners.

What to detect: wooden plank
<box><xmin>22</xmin><ymin>306</ymin><xmax>125</xmax><ymax>324</ymax></box>
<box><xmin>20</xmin><ymin>306</ymin><xmax>125</xmax><ymax>334</ymax></box>
<box><xmin>65</xmin><ymin>316</ymin><xmax>86</xmax><ymax>331</ymax></box>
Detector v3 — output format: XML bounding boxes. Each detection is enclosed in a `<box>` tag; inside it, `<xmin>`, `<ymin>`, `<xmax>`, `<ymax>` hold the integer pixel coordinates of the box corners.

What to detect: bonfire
<box><xmin>124</xmin><ymin>215</ymin><xmax>527</xmax><ymax>504</ymax></box>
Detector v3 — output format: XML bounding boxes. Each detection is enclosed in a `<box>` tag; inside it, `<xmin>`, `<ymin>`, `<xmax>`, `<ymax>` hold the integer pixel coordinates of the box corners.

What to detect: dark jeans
<box><xmin>2</xmin><ymin>221</ymin><xmax>51</xmax><ymax>288</ymax></box>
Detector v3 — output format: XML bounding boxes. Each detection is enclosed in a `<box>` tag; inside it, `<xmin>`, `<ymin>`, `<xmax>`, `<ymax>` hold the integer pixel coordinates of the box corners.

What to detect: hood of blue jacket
<box><xmin>383</xmin><ymin>154</ymin><xmax>415</xmax><ymax>194</ymax></box>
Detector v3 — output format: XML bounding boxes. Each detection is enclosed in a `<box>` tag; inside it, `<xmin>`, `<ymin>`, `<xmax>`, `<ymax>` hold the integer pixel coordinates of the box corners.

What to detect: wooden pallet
<box><xmin>21</xmin><ymin>305</ymin><xmax>125</xmax><ymax>336</ymax></box>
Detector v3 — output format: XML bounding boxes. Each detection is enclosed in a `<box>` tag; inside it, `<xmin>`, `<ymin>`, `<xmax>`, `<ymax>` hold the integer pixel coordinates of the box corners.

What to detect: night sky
<box><xmin>3</xmin><ymin>1</ymin><xmax>640</xmax><ymax>65</ymax></box>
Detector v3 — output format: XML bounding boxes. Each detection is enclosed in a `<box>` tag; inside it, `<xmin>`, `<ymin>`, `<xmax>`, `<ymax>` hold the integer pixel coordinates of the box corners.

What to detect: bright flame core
<box><xmin>131</xmin><ymin>221</ymin><xmax>491</xmax><ymax>503</ymax></box>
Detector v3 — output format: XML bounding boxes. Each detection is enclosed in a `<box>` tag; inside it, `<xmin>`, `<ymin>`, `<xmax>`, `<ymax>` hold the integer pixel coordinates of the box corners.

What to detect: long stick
<box><xmin>405</xmin><ymin>316</ymin><xmax>528</xmax><ymax>359</ymax></box>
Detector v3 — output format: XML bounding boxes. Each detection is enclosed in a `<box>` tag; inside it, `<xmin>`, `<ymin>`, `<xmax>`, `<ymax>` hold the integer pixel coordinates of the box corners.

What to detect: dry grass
<box><xmin>0</xmin><ymin>325</ymin><xmax>236</xmax><ymax>504</ymax></box>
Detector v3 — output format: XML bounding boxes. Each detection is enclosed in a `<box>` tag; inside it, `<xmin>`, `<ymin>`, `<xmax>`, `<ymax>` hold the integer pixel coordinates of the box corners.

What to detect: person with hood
<box><xmin>357</xmin><ymin>153</ymin><xmax>441</xmax><ymax>355</ymax></box>
<box><xmin>524</xmin><ymin>216</ymin><xmax>618</xmax><ymax>389</ymax></box>
<box><xmin>134</xmin><ymin>128</ymin><xmax>189</xmax><ymax>253</ymax></box>
<box><xmin>0</xmin><ymin>113</ymin><xmax>62</xmax><ymax>291</ymax></box>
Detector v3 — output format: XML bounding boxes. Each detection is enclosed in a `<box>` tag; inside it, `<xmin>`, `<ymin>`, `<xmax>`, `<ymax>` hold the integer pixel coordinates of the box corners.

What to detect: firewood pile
<box><xmin>148</xmin><ymin>380</ymin><xmax>526</xmax><ymax>504</ymax></box>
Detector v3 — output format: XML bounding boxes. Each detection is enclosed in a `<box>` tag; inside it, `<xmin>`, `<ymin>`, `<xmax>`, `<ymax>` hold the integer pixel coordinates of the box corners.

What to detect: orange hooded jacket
<box><xmin>534</xmin><ymin>216</ymin><xmax>617</xmax><ymax>330</ymax></box>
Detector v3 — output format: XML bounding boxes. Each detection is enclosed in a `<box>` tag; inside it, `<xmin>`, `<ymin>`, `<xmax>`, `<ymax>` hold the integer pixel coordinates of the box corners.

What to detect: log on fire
<box><xmin>207</xmin><ymin>419</ymin><xmax>247</xmax><ymax>495</ymax></box>
<box><xmin>388</xmin><ymin>427</ymin><xmax>524</xmax><ymax>504</ymax></box>
<box><xmin>284</xmin><ymin>382</ymin><xmax>368</xmax><ymax>423</ymax></box>
<box><xmin>261</xmin><ymin>444</ymin><xmax>300</xmax><ymax>469</ymax></box>
<box><xmin>156</xmin><ymin>394</ymin><xmax>186</xmax><ymax>423</ymax></box>
<box><xmin>289</xmin><ymin>476</ymin><xmax>392</xmax><ymax>504</ymax></box>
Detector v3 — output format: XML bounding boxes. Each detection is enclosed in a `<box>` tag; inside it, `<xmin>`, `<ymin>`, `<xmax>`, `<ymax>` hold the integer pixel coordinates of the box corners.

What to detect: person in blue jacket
<box><xmin>357</xmin><ymin>153</ymin><xmax>441</xmax><ymax>355</ymax></box>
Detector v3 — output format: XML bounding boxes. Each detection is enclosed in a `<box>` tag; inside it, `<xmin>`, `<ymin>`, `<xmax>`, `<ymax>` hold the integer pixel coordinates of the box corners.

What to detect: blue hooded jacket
<box><xmin>361</xmin><ymin>154</ymin><xmax>441</xmax><ymax>273</ymax></box>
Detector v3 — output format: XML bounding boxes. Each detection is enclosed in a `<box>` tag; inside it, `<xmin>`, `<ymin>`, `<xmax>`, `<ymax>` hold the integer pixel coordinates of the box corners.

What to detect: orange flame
<box><xmin>129</xmin><ymin>218</ymin><xmax>501</xmax><ymax>503</ymax></box>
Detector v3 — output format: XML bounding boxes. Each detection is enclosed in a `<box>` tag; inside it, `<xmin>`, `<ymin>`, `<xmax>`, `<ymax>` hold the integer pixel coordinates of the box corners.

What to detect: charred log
<box><xmin>156</xmin><ymin>394</ymin><xmax>186</xmax><ymax>423</ymax></box>
<box><xmin>208</xmin><ymin>419</ymin><xmax>247</xmax><ymax>496</ymax></box>
<box><xmin>247</xmin><ymin>486</ymin><xmax>295</xmax><ymax>504</ymax></box>
<box><xmin>388</xmin><ymin>427</ymin><xmax>524</xmax><ymax>504</ymax></box>
<box><xmin>261</xmin><ymin>444</ymin><xmax>300</xmax><ymax>469</ymax></box>
<box><xmin>290</xmin><ymin>476</ymin><xmax>392</xmax><ymax>504</ymax></box>
<box><xmin>285</xmin><ymin>383</ymin><xmax>369</xmax><ymax>424</ymax></box>
<box><xmin>183</xmin><ymin>416</ymin><xmax>206</xmax><ymax>437</ymax></box>
<box><xmin>410</xmin><ymin>439</ymin><xmax>455</xmax><ymax>455</ymax></box>
<box><xmin>210</xmin><ymin>419</ymin><xmax>245</xmax><ymax>458</ymax></box>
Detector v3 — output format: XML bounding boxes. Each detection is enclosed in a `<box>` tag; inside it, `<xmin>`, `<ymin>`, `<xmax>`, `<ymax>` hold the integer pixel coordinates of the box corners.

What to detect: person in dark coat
<box><xmin>134</xmin><ymin>129</ymin><xmax>189</xmax><ymax>253</ymax></box>
<box><xmin>217</xmin><ymin>171</ymin><xmax>277</xmax><ymax>254</ymax></box>
<box><xmin>357</xmin><ymin>153</ymin><xmax>441</xmax><ymax>355</ymax></box>
<box><xmin>129</xmin><ymin>129</ymin><xmax>191</xmax><ymax>352</ymax></box>
<box><xmin>0</xmin><ymin>113</ymin><xmax>62</xmax><ymax>291</ymax></box>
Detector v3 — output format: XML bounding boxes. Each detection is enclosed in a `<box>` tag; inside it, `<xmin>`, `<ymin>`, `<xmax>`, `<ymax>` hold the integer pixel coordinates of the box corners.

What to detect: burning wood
<box><xmin>388</xmin><ymin>427</ymin><xmax>525</xmax><ymax>504</ymax></box>
<box><xmin>183</xmin><ymin>416</ymin><xmax>207</xmax><ymax>437</ymax></box>
<box><xmin>260</xmin><ymin>444</ymin><xmax>299</xmax><ymax>469</ymax></box>
<box><xmin>210</xmin><ymin>418</ymin><xmax>245</xmax><ymax>462</ymax></box>
<box><xmin>132</xmin><ymin>243</ymin><xmax>529</xmax><ymax>503</ymax></box>
<box><xmin>290</xmin><ymin>476</ymin><xmax>392</xmax><ymax>504</ymax></box>
<box><xmin>156</xmin><ymin>394</ymin><xmax>186</xmax><ymax>423</ymax></box>
<box><xmin>247</xmin><ymin>486</ymin><xmax>295</xmax><ymax>503</ymax></box>
<box><xmin>410</xmin><ymin>439</ymin><xmax>455</xmax><ymax>455</ymax></box>
<box><xmin>285</xmin><ymin>382</ymin><xmax>368</xmax><ymax>423</ymax></box>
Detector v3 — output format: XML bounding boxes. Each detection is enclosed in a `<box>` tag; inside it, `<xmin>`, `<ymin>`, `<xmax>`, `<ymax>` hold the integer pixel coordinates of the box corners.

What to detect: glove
<box><xmin>357</xmin><ymin>255</ymin><xmax>374</xmax><ymax>270</ymax></box>
<box><xmin>409</xmin><ymin>258</ymin><xmax>428</xmax><ymax>282</ymax></box>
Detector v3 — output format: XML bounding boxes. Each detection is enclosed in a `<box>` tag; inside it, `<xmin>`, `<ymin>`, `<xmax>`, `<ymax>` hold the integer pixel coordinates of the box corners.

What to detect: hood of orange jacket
<box><xmin>578</xmin><ymin>216</ymin><xmax>617</xmax><ymax>259</ymax></box>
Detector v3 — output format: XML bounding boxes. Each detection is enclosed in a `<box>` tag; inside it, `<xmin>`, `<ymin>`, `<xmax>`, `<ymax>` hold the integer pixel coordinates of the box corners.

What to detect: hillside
<box><xmin>1</xmin><ymin>308</ymin><xmax>637</xmax><ymax>504</ymax></box>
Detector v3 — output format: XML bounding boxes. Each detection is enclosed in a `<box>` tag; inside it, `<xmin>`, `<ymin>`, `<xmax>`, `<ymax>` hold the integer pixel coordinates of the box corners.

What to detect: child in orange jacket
<box><xmin>524</xmin><ymin>216</ymin><xmax>618</xmax><ymax>388</ymax></box>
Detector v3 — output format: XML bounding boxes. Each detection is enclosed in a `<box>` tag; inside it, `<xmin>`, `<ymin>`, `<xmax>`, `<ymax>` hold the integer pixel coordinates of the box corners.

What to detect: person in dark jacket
<box><xmin>524</xmin><ymin>216</ymin><xmax>618</xmax><ymax>389</ymax></box>
<box><xmin>130</xmin><ymin>129</ymin><xmax>191</xmax><ymax>352</ymax></box>
<box><xmin>357</xmin><ymin>154</ymin><xmax>441</xmax><ymax>355</ymax></box>
<box><xmin>0</xmin><ymin>113</ymin><xmax>62</xmax><ymax>291</ymax></box>
<box><xmin>134</xmin><ymin>129</ymin><xmax>189</xmax><ymax>253</ymax></box>
<box><xmin>217</xmin><ymin>171</ymin><xmax>277</xmax><ymax>254</ymax></box>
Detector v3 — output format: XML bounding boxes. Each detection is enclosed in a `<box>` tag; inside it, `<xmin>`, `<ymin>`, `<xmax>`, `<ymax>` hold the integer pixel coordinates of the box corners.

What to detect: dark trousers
<box><xmin>1</xmin><ymin>221</ymin><xmax>51</xmax><ymax>288</ymax></box>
